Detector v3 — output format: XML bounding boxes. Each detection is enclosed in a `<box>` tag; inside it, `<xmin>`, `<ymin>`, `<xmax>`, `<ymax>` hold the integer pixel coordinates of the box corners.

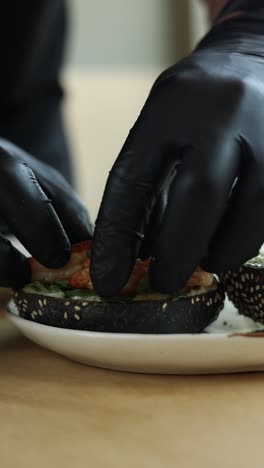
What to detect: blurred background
<box><xmin>64</xmin><ymin>0</ymin><xmax>208</xmax><ymax>221</ymax></box>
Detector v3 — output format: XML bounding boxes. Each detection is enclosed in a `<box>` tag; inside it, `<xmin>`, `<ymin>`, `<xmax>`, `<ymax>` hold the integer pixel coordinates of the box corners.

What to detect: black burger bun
<box><xmin>13</xmin><ymin>284</ymin><xmax>225</xmax><ymax>334</ymax></box>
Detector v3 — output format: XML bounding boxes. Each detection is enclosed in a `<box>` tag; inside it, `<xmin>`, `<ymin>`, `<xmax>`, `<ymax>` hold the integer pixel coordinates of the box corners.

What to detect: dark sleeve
<box><xmin>217</xmin><ymin>0</ymin><xmax>264</xmax><ymax>19</ymax></box>
<box><xmin>0</xmin><ymin>0</ymin><xmax>73</xmax><ymax>183</ymax></box>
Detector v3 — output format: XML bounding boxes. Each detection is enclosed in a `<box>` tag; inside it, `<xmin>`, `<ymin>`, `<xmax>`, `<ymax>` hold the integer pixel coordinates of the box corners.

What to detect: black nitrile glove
<box><xmin>91</xmin><ymin>4</ymin><xmax>264</xmax><ymax>295</ymax></box>
<box><xmin>0</xmin><ymin>140</ymin><xmax>92</xmax><ymax>289</ymax></box>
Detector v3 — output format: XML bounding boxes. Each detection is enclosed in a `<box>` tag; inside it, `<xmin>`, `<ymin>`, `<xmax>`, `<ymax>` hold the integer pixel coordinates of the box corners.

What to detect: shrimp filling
<box><xmin>25</xmin><ymin>241</ymin><xmax>216</xmax><ymax>301</ymax></box>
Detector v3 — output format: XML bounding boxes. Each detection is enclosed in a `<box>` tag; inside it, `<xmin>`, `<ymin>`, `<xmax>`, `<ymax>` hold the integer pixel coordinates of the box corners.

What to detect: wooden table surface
<box><xmin>1</xmin><ymin>311</ymin><xmax>264</xmax><ymax>468</ymax></box>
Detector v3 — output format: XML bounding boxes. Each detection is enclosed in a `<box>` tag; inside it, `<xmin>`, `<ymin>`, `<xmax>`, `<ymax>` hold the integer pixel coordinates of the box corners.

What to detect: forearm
<box><xmin>0</xmin><ymin>0</ymin><xmax>73</xmax><ymax>184</ymax></box>
<box><xmin>204</xmin><ymin>1</ymin><xmax>264</xmax><ymax>22</ymax></box>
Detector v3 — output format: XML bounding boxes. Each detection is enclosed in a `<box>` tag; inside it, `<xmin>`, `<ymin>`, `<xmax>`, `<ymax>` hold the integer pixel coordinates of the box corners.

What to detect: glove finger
<box><xmin>0</xmin><ymin>139</ymin><xmax>93</xmax><ymax>243</ymax></box>
<box><xmin>0</xmin><ymin>148</ymin><xmax>70</xmax><ymax>268</ymax></box>
<box><xmin>150</xmin><ymin>138</ymin><xmax>240</xmax><ymax>292</ymax></box>
<box><xmin>139</xmin><ymin>163</ymin><xmax>177</xmax><ymax>259</ymax></box>
<box><xmin>203</xmin><ymin>142</ymin><xmax>264</xmax><ymax>271</ymax></box>
<box><xmin>38</xmin><ymin>168</ymin><xmax>93</xmax><ymax>243</ymax></box>
<box><xmin>90</xmin><ymin>98</ymin><xmax>172</xmax><ymax>296</ymax></box>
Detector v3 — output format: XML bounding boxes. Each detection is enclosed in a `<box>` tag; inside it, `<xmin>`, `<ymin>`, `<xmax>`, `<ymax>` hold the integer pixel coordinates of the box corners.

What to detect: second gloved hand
<box><xmin>0</xmin><ymin>139</ymin><xmax>92</xmax><ymax>289</ymax></box>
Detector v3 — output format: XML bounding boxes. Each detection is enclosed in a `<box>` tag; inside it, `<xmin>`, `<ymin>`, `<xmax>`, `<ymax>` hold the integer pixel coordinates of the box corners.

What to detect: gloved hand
<box><xmin>0</xmin><ymin>139</ymin><xmax>92</xmax><ymax>289</ymax></box>
<box><xmin>91</xmin><ymin>12</ymin><xmax>264</xmax><ymax>295</ymax></box>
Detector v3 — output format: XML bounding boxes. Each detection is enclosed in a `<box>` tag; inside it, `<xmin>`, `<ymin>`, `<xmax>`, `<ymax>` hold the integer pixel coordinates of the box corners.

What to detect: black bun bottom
<box><xmin>13</xmin><ymin>286</ymin><xmax>225</xmax><ymax>334</ymax></box>
<box><xmin>220</xmin><ymin>266</ymin><xmax>264</xmax><ymax>324</ymax></box>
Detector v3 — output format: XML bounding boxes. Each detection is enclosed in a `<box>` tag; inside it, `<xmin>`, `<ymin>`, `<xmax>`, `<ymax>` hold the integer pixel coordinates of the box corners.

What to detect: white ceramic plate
<box><xmin>7</xmin><ymin>300</ymin><xmax>264</xmax><ymax>374</ymax></box>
